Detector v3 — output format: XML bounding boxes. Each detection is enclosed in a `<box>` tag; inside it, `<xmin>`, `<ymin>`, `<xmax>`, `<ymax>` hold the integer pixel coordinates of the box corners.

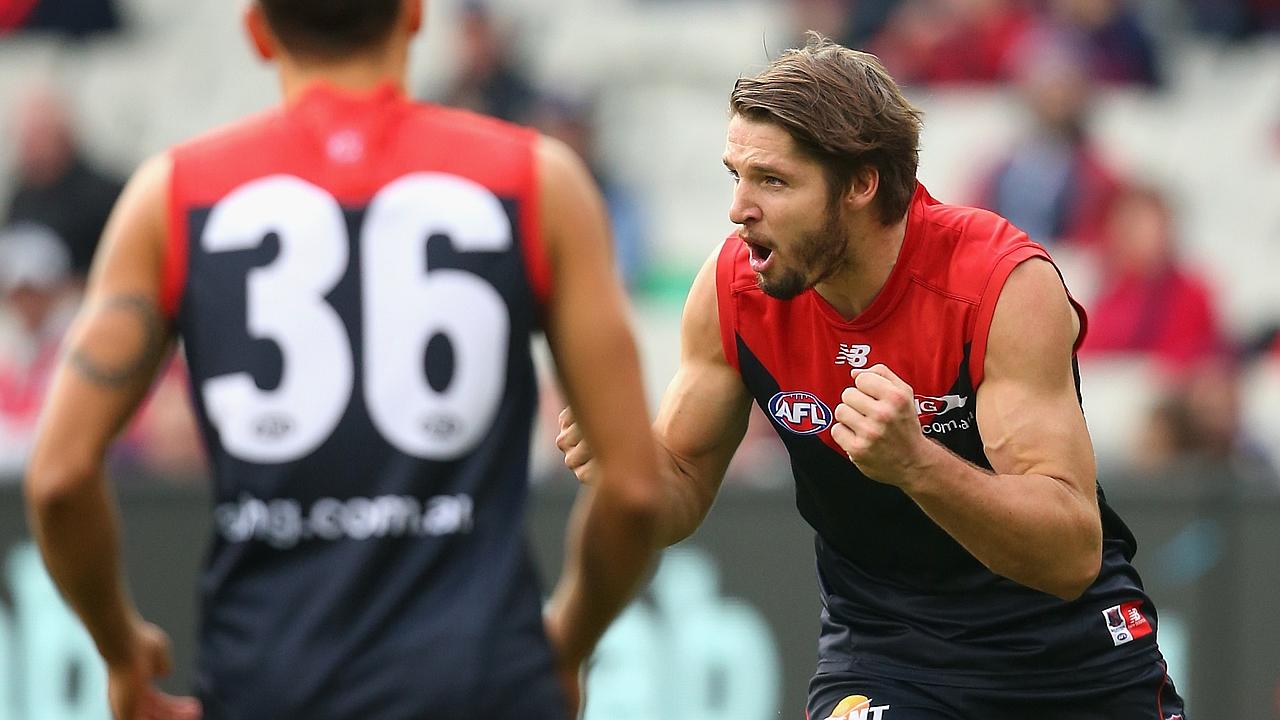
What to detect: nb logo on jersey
<box><xmin>834</xmin><ymin>343</ymin><xmax>872</xmax><ymax>368</ymax></box>
<box><xmin>914</xmin><ymin>394</ymin><xmax>967</xmax><ymax>417</ymax></box>
<box><xmin>767</xmin><ymin>391</ymin><xmax>832</xmax><ymax>435</ymax></box>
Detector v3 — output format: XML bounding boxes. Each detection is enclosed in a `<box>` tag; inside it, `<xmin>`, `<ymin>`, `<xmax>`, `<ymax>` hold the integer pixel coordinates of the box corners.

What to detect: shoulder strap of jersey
<box><xmin>968</xmin><ymin>245</ymin><xmax>1090</xmax><ymax>388</ymax></box>
<box><xmin>715</xmin><ymin>238</ymin><xmax>747</xmax><ymax>371</ymax></box>
<box><xmin>515</xmin><ymin>129</ymin><xmax>550</xmax><ymax>312</ymax></box>
<box><xmin>160</xmin><ymin>149</ymin><xmax>190</xmax><ymax>323</ymax></box>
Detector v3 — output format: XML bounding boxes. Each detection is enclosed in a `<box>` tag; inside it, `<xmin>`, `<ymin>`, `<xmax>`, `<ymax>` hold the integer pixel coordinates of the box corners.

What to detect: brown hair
<box><xmin>258</xmin><ymin>0</ymin><xmax>403</xmax><ymax>60</ymax></box>
<box><xmin>729</xmin><ymin>33</ymin><xmax>922</xmax><ymax>225</ymax></box>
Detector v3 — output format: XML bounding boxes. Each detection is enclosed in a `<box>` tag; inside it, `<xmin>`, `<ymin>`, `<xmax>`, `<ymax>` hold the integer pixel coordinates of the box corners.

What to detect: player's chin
<box><xmin>756</xmin><ymin>267</ymin><xmax>806</xmax><ymax>300</ymax></box>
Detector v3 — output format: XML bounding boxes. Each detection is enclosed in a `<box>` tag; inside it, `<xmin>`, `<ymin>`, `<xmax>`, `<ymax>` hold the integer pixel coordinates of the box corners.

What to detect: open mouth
<box><xmin>746</xmin><ymin>241</ymin><xmax>774</xmax><ymax>271</ymax></box>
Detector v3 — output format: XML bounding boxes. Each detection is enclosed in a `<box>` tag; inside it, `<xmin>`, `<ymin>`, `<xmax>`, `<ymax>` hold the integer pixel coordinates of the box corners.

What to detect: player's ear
<box><xmin>404</xmin><ymin>0</ymin><xmax>424</xmax><ymax>35</ymax></box>
<box><xmin>844</xmin><ymin>166</ymin><xmax>879</xmax><ymax>215</ymax></box>
<box><xmin>243</xmin><ymin>2</ymin><xmax>277</xmax><ymax>62</ymax></box>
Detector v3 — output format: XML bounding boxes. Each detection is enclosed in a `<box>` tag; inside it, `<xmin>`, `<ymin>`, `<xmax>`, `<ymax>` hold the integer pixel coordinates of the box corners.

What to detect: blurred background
<box><xmin>0</xmin><ymin>0</ymin><xmax>1278</xmax><ymax>717</ymax></box>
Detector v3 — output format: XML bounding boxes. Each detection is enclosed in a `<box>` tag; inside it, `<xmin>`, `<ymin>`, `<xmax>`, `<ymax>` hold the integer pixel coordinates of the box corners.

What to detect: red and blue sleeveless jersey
<box><xmin>163</xmin><ymin>84</ymin><xmax>564</xmax><ymax>718</ymax></box>
<box><xmin>716</xmin><ymin>184</ymin><xmax>1164</xmax><ymax>687</ymax></box>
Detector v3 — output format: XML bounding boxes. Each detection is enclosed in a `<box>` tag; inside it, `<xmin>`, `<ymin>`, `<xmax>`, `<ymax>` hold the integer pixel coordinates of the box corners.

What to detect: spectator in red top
<box><xmin>868</xmin><ymin>0</ymin><xmax>1036</xmax><ymax>85</ymax></box>
<box><xmin>1081</xmin><ymin>185</ymin><xmax>1226</xmax><ymax>370</ymax></box>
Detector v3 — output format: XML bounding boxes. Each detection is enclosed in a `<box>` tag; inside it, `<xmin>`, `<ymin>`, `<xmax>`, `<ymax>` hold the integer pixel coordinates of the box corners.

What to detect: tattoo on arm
<box><xmin>69</xmin><ymin>294</ymin><xmax>168</xmax><ymax>389</ymax></box>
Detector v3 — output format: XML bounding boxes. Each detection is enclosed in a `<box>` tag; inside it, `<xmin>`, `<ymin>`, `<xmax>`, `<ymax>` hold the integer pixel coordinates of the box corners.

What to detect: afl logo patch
<box><xmin>768</xmin><ymin>391</ymin><xmax>833</xmax><ymax>435</ymax></box>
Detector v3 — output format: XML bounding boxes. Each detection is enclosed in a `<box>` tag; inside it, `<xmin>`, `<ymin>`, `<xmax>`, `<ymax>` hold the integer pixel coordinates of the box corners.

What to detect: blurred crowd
<box><xmin>2</xmin><ymin>0</ymin><xmax>1279</xmax><ymax>491</ymax></box>
<box><xmin>0</xmin><ymin>82</ymin><xmax>204</xmax><ymax>484</ymax></box>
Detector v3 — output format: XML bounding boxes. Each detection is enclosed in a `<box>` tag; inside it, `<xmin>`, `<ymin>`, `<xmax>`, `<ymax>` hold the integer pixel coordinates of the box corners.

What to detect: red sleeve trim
<box><xmin>968</xmin><ymin>245</ymin><xmax>1045</xmax><ymax>389</ymax></box>
<box><xmin>159</xmin><ymin>153</ymin><xmax>189</xmax><ymax>322</ymax></box>
<box><xmin>715</xmin><ymin>239</ymin><xmax>741</xmax><ymax>371</ymax></box>
<box><xmin>520</xmin><ymin>133</ymin><xmax>551</xmax><ymax>313</ymax></box>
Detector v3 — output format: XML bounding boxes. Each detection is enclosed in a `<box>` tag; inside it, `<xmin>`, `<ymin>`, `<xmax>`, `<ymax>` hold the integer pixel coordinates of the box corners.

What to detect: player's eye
<box><xmin>763</xmin><ymin>175</ymin><xmax>785</xmax><ymax>187</ymax></box>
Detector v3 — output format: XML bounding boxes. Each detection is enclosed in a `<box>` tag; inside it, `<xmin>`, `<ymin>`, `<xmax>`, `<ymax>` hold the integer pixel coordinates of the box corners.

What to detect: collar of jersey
<box><xmin>804</xmin><ymin>182</ymin><xmax>926</xmax><ymax>331</ymax></box>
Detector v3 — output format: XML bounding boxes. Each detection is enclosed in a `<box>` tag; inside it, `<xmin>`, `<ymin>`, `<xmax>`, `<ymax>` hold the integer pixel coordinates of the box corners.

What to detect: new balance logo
<box><xmin>834</xmin><ymin>344</ymin><xmax>871</xmax><ymax>367</ymax></box>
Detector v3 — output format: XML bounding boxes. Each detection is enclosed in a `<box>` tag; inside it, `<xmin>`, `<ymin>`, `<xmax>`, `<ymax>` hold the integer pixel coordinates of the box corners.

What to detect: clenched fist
<box><xmin>555</xmin><ymin>407</ymin><xmax>597</xmax><ymax>485</ymax></box>
<box><xmin>830</xmin><ymin>364</ymin><xmax>930</xmax><ymax>488</ymax></box>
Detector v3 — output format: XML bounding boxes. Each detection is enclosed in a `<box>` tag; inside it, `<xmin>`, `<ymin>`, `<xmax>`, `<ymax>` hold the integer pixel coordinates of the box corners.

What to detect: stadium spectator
<box><xmin>23</xmin><ymin>1</ymin><xmax>662</xmax><ymax>719</ymax></box>
<box><xmin>437</xmin><ymin>1</ymin><xmax>539</xmax><ymax>125</ymax></box>
<box><xmin>3</xmin><ymin>83</ymin><xmax>124</xmax><ymax>279</ymax></box>
<box><xmin>532</xmin><ymin>94</ymin><xmax>649</xmax><ymax>289</ymax></box>
<box><xmin>1080</xmin><ymin>185</ymin><xmax>1227</xmax><ymax>371</ymax></box>
<box><xmin>1044</xmin><ymin>0</ymin><xmax>1162</xmax><ymax>87</ymax></box>
<box><xmin>785</xmin><ymin>0</ymin><xmax>895</xmax><ymax>51</ymax></box>
<box><xmin>1133</xmin><ymin>358</ymin><xmax>1280</xmax><ymax>492</ymax></box>
<box><xmin>866</xmin><ymin>0</ymin><xmax>1035</xmax><ymax>85</ymax></box>
<box><xmin>0</xmin><ymin>223</ymin><xmax>76</xmax><ymax>480</ymax></box>
<box><xmin>972</xmin><ymin>34</ymin><xmax>1122</xmax><ymax>247</ymax></box>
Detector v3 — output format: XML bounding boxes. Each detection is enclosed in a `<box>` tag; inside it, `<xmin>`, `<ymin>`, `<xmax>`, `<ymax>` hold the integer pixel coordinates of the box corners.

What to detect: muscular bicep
<box><xmin>653</xmin><ymin>251</ymin><xmax>752</xmax><ymax>492</ymax></box>
<box><xmin>976</xmin><ymin>258</ymin><xmax>1096</xmax><ymax>495</ymax></box>
<box><xmin>32</xmin><ymin>154</ymin><xmax>176</xmax><ymax>467</ymax></box>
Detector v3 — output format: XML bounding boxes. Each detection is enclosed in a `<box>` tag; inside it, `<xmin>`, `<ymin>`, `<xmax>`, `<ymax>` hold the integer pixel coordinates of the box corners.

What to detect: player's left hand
<box><xmin>554</xmin><ymin>661</ymin><xmax>583</xmax><ymax>720</ymax></box>
<box><xmin>831</xmin><ymin>364</ymin><xmax>929</xmax><ymax>488</ymax></box>
<box><xmin>107</xmin><ymin>618</ymin><xmax>202</xmax><ymax>720</ymax></box>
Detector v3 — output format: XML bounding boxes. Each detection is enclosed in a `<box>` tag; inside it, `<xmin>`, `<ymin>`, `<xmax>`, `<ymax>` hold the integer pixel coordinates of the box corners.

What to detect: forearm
<box><xmin>547</xmin><ymin>483</ymin><xmax>659</xmax><ymax>664</ymax></box>
<box><xmin>652</xmin><ymin>442</ymin><xmax>722</xmax><ymax>547</ymax></box>
<box><xmin>26</xmin><ymin>468</ymin><xmax>139</xmax><ymax>666</ymax></box>
<box><xmin>903</xmin><ymin>441</ymin><xmax>1101</xmax><ymax>599</ymax></box>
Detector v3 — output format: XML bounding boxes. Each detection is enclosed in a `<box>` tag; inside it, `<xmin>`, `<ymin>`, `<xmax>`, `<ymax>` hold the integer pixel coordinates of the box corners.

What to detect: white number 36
<box><xmin>200</xmin><ymin>173</ymin><xmax>511</xmax><ymax>463</ymax></box>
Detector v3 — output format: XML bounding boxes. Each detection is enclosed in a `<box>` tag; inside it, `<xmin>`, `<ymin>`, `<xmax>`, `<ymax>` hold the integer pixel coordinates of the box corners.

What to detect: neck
<box><xmin>277</xmin><ymin>43</ymin><xmax>408</xmax><ymax>104</ymax></box>
<box><xmin>814</xmin><ymin>212</ymin><xmax>909</xmax><ymax>320</ymax></box>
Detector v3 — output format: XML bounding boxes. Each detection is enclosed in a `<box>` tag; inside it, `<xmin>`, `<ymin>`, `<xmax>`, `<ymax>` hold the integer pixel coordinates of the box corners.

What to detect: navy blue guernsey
<box><xmin>162</xmin><ymin>84</ymin><xmax>564</xmax><ymax>719</ymax></box>
<box><xmin>715</xmin><ymin>184</ymin><xmax>1167</xmax><ymax>689</ymax></box>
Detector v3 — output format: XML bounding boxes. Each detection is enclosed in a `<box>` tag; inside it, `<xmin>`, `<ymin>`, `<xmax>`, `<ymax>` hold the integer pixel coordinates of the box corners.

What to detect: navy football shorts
<box><xmin>808</xmin><ymin>660</ymin><xmax>1187</xmax><ymax>720</ymax></box>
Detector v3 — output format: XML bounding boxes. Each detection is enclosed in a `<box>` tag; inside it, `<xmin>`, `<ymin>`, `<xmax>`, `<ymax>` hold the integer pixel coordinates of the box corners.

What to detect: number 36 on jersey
<box><xmin>198</xmin><ymin>173</ymin><xmax>513</xmax><ymax>464</ymax></box>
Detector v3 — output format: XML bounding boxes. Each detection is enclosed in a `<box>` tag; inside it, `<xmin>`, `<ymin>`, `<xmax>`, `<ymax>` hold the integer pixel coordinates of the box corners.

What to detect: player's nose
<box><xmin>728</xmin><ymin>184</ymin><xmax>761</xmax><ymax>225</ymax></box>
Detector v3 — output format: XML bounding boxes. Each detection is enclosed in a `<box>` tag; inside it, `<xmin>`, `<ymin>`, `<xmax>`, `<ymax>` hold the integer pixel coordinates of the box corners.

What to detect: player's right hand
<box><xmin>542</xmin><ymin>608</ymin><xmax>584</xmax><ymax>719</ymax></box>
<box><xmin>107</xmin><ymin>619</ymin><xmax>202</xmax><ymax>720</ymax></box>
<box><xmin>555</xmin><ymin>408</ymin><xmax>597</xmax><ymax>485</ymax></box>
